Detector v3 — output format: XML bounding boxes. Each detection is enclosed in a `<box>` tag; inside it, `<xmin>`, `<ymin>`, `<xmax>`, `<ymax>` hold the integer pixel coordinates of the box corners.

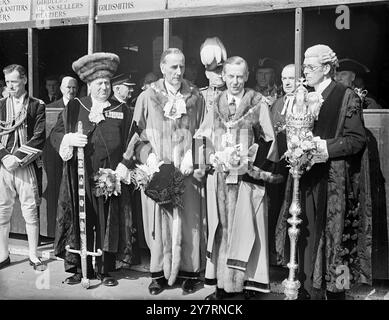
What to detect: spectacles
<box><xmin>302</xmin><ymin>64</ymin><xmax>323</xmax><ymax>72</ymax></box>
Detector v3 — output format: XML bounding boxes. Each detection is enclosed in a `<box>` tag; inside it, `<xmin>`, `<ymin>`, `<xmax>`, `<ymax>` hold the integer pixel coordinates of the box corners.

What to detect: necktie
<box><xmin>228</xmin><ymin>97</ymin><xmax>236</xmax><ymax>120</ymax></box>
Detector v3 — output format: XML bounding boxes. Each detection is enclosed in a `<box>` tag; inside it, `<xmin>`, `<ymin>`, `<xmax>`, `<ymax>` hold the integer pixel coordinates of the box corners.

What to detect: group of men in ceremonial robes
<box><xmin>0</xmin><ymin>34</ymin><xmax>366</xmax><ymax>301</ymax></box>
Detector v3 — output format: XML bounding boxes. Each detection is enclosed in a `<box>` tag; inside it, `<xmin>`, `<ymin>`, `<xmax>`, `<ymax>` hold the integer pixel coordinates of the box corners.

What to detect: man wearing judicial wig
<box><xmin>51</xmin><ymin>52</ymin><xmax>136</xmax><ymax>286</ymax></box>
<box><xmin>127</xmin><ymin>48</ymin><xmax>205</xmax><ymax>295</ymax></box>
<box><xmin>276</xmin><ymin>44</ymin><xmax>368</xmax><ymax>300</ymax></box>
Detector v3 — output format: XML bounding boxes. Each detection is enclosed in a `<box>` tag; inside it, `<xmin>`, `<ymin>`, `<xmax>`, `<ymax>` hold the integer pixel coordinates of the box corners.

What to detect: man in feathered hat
<box><xmin>254</xmin><ymin>57</ymin><xmax>282</xmax><ymax>104</ymax></box>
<box><xmin>199</xmin><ymin>37</ymin><xmax>227</xmax><ymax>115</ymax></box>
<box><xmin>276</xmin><ymin>44</ymin><xmax>368</xmax><ymax>300</ymax></box>
<box><xmin>125</xmin><ymin>48</ymin><xmax>205</xmax><ymax>295</ymax></box>
<box><xmin>51</xmin><ymin>52</ymin><xmax>138</xmax><ymax>286</ymax></box>
<box><xmin>335</xmin><ymin>58</ymin><xmax>382</xmax><ymax>109</ymax></box>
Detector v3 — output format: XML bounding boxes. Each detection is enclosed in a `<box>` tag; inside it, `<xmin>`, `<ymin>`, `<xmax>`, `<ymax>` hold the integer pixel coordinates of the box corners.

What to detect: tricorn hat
<box><xmin>337</xmin><ymin>58</ymin><xmax>370</xmax><ymax>75</ymax></box>
<box><xmin>72</xmin><ymin>52</ymin><xmax>120</xmax><ymax>83</ymax></box>
<box><xmin>200</xmin><ymin>37</ymin><xmax>227</xmax><ymax>71</ymax></box>
<box><xmin>111</xmin><ymin>73</ymin><xmax>135</xmax><ymax>87</ymax></box>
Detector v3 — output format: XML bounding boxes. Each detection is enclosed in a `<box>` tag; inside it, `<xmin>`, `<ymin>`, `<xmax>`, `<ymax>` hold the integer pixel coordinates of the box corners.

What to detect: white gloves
<box><xmin>2</xmin><ymin>155</ymin><xmax>20</xmax><ymax>171</ymax></box>
<box><xmin>65</xmin><ymin>132</ymin><xmax>88</xmax><ymax>148</ymax></box>
<box><xmin>180</xmin><ymin>149</ymin><xmax>193</xmax><ymax>176</ymax></box>
<box><xmin>115</xmin><ymin>162</ymin><xmax>131</xmax><ymax>184</ymax></box>
<box><xmin>146</xmin><ymin>153</ymin><xmax>164</xmax><ymax>175</ymax></box>
<box><xmin>193</xmin><ymin>168</ymin><xmax>206</xmax><ymax>182</ymax></box>
<box><xmin>59</xmin><ymin>132</ymin><xmax>88</xmax><ymax>161</ymax></box>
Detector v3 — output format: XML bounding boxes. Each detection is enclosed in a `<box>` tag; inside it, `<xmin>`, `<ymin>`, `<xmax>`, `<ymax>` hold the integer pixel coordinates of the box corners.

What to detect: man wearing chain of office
<box><xmin>195</xmin><ymin>56</ymin><xmax>279</xmax><ymax>299</ymax></box>
<box><xmin>51</xmin><ymin>52</ymin><xmax>136</xmax><ymax>286</ymax></box>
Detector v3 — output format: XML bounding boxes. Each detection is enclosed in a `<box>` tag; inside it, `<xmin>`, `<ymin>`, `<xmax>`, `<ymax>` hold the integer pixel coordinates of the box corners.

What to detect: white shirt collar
<box><xmin>164</xmin><ymin>80</ymin><xmax>181</xmax><ymax>97</ymax></box>
<box><xmin>63</xmin><ymin>97</ymin><xmax>69</xmax><ymax>107</ymax></box>
<box><xmin>12</xmin><ymin>92</ymin><xmax>27</xmax><ymax>103</ymax></box>
<box><xmin>315</xmin><ymin>78</ymin><xmax>332</xmax><ymax>95</ymax></box>
<box><xmin>91</xmin><ymin>96</ymin><xmax>110</xmax><ymax>110</ymax></box>
<box><xmin>227</xmin><ymin>90</ymin><xmax>244</xmax><ymax>107</ymax></box>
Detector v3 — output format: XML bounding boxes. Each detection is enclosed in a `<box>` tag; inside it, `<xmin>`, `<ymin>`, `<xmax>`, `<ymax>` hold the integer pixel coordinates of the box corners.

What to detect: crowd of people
<box><xmin>0</xmin><ymin>36</ymin><xmax>383</xmax><ymax>300</ymax></box>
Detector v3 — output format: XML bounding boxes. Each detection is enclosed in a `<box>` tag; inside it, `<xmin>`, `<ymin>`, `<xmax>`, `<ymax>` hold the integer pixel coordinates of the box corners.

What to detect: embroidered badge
<box><xmin>105</xmin><ymin>111</ymin><xmax>124</xmax><ymax>119</ymax></box>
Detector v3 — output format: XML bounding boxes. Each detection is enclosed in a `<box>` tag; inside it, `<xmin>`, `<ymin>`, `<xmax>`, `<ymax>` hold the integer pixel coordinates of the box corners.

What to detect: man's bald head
<box><xmin>281</xmin><ymin>64</ymin><xmax>296</xmax><ymax>94</ymax></box>
<box><xmin>60</xmin><ymin>76</ymin><xmax>78</xmax><ymax>100</ymax></box>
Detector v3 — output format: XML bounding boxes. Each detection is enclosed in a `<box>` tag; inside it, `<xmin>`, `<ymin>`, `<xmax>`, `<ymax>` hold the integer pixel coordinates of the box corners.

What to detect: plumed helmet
<box><xmin>200</xmin><ymin>37</ymin><xmax>227</xmax><ymax>71</ymax></box>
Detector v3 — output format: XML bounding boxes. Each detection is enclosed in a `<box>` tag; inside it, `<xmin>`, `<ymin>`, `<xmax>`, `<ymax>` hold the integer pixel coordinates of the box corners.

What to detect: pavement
<box><xmin>1</xmin><ymin>235</ymin><xmax>388</xmax><ymax>301</ymax></box>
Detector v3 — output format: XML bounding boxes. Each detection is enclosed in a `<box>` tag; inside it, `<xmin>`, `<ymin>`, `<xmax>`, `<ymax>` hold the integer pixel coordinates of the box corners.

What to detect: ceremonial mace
<box><xmin>282</xmin><ymin>81</ymin><xmax>316</xmax><ymax>300</ymax></box>
<box><xmin>66</xmin><ymin>121</ymin><xmax>102</xmax><ymax>289</ymax></box>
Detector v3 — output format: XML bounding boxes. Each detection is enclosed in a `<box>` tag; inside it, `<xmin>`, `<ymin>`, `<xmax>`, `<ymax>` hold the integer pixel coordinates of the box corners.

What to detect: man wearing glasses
<box><xmin>277</xmin><ymin>44</ymin><xmax>367</xmax><ymax>300</ymax></box>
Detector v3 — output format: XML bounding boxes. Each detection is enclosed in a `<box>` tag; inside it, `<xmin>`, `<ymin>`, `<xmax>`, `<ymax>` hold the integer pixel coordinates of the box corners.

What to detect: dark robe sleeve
<box><xmin>50</xmin><ymin>109</ymin><xmax>66</xmax><ymax>153</ymax></box>
<box><xmin>122</xmin><ymin>90</ymin><xmax>152</xmax><ymax>167</ymax></box>
<box><xmin>326</xmin><ymin>93</ymin><xmax>366</xmax><ymax>159</ymax></box>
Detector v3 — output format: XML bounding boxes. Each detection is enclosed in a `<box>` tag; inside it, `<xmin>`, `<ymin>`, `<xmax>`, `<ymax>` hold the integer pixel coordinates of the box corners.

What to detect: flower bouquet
<box><xmin>93</xmin><ymin>168</ymin><xmax>121</xmax><ymax>200</ymax></box>
<box><xmin>284</xmin><ymin>129</ymin><xmax>318</xmax><ymax>172</ymax></box>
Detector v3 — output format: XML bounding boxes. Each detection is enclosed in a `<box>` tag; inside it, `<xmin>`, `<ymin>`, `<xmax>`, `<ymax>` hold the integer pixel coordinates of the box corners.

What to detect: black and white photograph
<box><xmin>0</xmin><ymin>0</ymin><xmax>388</xmax><ymax>314</ymax></box>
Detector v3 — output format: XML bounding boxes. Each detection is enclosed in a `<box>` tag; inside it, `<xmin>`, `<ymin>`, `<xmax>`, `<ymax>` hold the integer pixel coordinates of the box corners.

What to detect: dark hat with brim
<box><xmin>337</xmin><ymin>58</ymin><xmax>370</xmax><ymax>75</ymax></box>
<box><xmin>111</xmin><ymin>73</ymin><xmax>135</xmax><ymax>87</ymax></box>
<box><xmin>256</xmin><ymin>57</ymin><xmax>280</xmax><ymax>72</ymax></box>
<box><xmin>72</xmin><ymin>52</ymin><xmax>120</xmax><ymax>83</ymax></box>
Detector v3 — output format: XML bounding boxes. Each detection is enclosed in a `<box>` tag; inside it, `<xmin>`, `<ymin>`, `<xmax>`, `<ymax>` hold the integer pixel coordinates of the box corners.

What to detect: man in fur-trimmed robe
<box><xmin>194</xmin><ymin>56</ymin><xmax>278</xmax><ymax>300</ymax></box>
<box><xmin>275</xmin><ymin>45</ymin><xmax>368</xmax><ymax>300</ymax></box>
<box><xmin>51</xmin><ymin>52</ymin><xmax>138</xmax><ymax>287</ymax></box>
<box><xmin>129</xmin><ymin>48</ymin><xmax>205</xmax><ymax>295</ymax></box>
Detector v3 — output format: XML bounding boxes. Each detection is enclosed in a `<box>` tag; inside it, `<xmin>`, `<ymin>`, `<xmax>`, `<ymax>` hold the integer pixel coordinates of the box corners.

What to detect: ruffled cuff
<box><xmin>116</xmin><ymin>162</ymin><xmax>132</xmax><ymax>184</ymax></box>
<box><xmin>59</xmin><ymin>133</ymin><xmax>74</xmax><ymax>161</ymax></box>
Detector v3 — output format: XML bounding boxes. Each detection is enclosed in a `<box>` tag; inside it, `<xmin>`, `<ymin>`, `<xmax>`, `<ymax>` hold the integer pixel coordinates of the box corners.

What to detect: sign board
<box><xmin>0</xmin><ymin>0</ymin><xmax>30</xmax><ymax>23</ymax></box>
<box><xmin>97</xmin><ymin>0</ymin><xmax>166</xmax><ymax>16</ymax></box>
<box><xmin>168</xmin><ymin>0</ymin><xmax>276</xmax><ymax>8</ymax></box>
<box><xmin>31</xmin><ymin>0</ymin><xmax>89</xmax><ymax>21</ymax></box>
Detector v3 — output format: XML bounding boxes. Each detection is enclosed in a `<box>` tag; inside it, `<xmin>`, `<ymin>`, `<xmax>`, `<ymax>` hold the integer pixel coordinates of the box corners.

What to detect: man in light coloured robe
<box><xmin>194</xmin><ymin>56</ymin><xmax>278</xmax><ymax>300</ymax></box>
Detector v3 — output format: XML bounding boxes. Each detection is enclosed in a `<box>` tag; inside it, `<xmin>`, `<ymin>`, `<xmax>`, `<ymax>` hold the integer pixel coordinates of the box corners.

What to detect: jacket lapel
<box><xmin>321</xmin><ymin>80</ymin><xmax>336</xmax><ymax>101</ymax></box>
